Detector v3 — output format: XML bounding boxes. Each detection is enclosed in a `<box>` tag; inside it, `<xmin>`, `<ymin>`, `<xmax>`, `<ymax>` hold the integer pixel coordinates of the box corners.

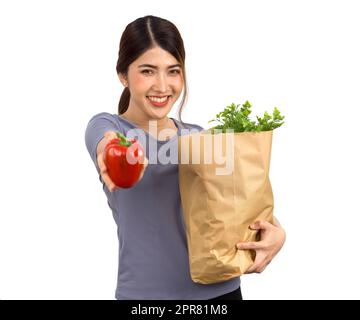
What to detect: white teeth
<box><xmin>148</xmin><ymin>96</ymin><xmax>169</xmax><ymax>103</ymax></box>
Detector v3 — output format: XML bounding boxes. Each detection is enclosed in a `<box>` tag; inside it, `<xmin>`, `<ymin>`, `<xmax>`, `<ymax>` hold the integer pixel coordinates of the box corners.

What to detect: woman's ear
<box><xmin>118</xmin><ymin>73</ymin><xmax>128</xmax><ymax>87</ymax></box>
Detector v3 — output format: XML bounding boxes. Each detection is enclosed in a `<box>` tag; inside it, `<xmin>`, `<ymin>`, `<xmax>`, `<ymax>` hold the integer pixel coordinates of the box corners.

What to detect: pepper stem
<box><xmin>116</xmin><ymin>131</ymin><xmax>131</xmax><ymax>147</ymax></box>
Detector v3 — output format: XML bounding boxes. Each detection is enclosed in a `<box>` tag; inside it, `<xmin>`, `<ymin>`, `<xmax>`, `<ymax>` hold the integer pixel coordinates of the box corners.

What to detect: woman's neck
<box><xmin>121</xmin><ymin>109</ymin><xmax>172</xmax><ymax>133</ymax></box>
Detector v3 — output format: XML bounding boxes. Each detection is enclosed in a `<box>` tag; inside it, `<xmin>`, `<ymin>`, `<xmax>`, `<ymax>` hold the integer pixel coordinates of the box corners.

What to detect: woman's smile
<box><xmin>146</xmin><ymin>95</ymin><xmax>172</xmax><ymax>107</ymax></box>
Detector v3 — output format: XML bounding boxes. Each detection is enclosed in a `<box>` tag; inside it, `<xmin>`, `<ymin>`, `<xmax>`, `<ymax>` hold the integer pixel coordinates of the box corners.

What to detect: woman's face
<box><xmin>119</xmin><ymin>46</ymin><xmax>184</xmax><ymax>120</ymax></box>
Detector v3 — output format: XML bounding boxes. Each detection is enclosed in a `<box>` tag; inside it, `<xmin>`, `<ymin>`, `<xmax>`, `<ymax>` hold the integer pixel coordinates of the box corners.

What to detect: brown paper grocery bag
<box><xmin>178</xmin><ymin>129</ymin><xmax>274</xmax><ymax>284</ymax></box>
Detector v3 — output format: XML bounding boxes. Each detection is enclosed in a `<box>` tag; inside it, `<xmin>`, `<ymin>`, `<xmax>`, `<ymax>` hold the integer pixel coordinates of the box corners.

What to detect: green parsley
<box><xmin>208</xmin><ymin>100</ymin><xmax>285</xmax><ymax>133</ymax></box>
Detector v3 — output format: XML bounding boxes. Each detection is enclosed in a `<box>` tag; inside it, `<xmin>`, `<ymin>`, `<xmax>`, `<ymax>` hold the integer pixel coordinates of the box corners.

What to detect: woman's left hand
<box><xmin>236</xmin><ymin>218</ymin><xmax>286</xmax><ymax>274</ymax></box>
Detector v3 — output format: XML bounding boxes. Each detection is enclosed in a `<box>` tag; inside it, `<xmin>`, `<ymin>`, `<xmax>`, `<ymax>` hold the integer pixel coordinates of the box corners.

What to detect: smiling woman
<box><xmin>116</xmin><ymin>16</ymin><xmax>188</xmax><ymax>128</ymax></box>
<box><xmin>85</xmin><ymin>16</ymin><xmax>242</xmax><ymax>301</ymax></box>
<box><xmin>119</xmin><ymin>47</ymin><xmax>183</xmax><ymax>117</ymax></box>
<box><xmin>85</xmin><ymin>15</ymin><xmax>285</xmax><ymax>301</ymax></box>
<box><xmin>140</xmin><ymin>62</ymin><xmax>182</xmax><ymax>107</ymax></box>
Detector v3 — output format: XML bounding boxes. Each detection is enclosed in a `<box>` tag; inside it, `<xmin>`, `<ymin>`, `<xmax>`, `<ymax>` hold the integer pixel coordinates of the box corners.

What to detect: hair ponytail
<box><xmin>118</xmin><ymin>87</ymin><xmax>130</xmax><ymax>115</ymax></box>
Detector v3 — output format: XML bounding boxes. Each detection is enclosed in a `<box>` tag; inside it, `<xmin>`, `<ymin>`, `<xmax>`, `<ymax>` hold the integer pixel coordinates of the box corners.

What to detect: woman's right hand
<box><xmin>96</xmin><ymin>131</ymin><xmax>148</xmax><ymax>192</ymax></box>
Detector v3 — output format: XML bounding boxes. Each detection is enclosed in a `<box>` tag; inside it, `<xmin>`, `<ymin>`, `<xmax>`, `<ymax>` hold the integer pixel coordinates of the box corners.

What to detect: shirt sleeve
<box><xmin>193</xmin><ymin>124</ymin><xmax>204</xmax><ymax>131</ymax></box>
<box><xmin>180</xmin><ymin>121</ymin><xmax>204</xmax><ymax>132</ymax></box>
<box><xmin>84</xmin><ymin>112</ymin><xmax>124</xmax><ymax>181</ymax></box>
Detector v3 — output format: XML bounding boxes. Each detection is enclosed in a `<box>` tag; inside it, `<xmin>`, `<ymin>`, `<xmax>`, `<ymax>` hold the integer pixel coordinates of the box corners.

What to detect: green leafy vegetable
<box><xmin>208</xmin><ymin>100</ymin><xmax>285</xmax><ymax>133</ymax></box>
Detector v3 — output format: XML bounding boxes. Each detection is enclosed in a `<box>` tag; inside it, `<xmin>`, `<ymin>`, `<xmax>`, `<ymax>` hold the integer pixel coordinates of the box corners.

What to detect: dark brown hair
<box><xmin>116</xmin><ymin>15</ymin><xmax>188</xmax><ymax>124</ymax></box>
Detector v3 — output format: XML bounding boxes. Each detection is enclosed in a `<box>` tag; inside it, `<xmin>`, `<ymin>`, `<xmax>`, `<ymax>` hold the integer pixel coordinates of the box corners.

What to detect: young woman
<box><xmin>85</xmin><ymin>15</ymin><xmax>286</xmax><ymax>300</ymax></box>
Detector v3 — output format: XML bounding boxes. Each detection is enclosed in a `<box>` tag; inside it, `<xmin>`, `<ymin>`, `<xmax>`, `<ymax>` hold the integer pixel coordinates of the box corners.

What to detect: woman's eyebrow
<box><xmin>138</xmin><ymin>64</ymin><xmax>181</xmax><ymax>69</ymax></box>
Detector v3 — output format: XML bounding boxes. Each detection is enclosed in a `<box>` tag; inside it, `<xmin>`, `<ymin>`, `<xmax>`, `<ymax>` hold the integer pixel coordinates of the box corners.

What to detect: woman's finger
<box><xmin>104</xmin><ymin>131</ymin><xmax>118</xmax><ymax>141</ymax></box>
<box><xmin>244</xmin><ymin>251</ymin><xmax>268</xmax><ymax>274</ymax></box>
<box><xmin>138</xmin><ymin>157</ymin><xmax>149</xmax><ymax>180</ymax></box>
<box><xmin>249</xmin><ymin>220</ymin><xmax>273</xmax><ymax>230</ymax></box>
<box><xmin>236</xmin><ymin>241</ymin><xmax>264</xmax><ymax>250</ymax></box>
<box><xmin>142</xmin><ymin>157</ymin><xmax>149</xmax><ymax>170</ymax></box>
<box><xmin>245</xmin><ymin>262</ymin><xmax>260</xmax><ymax>274</ymax></box>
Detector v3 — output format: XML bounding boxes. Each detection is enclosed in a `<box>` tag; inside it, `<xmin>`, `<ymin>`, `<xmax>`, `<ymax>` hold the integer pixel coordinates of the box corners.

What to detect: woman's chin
<box><xmin>149</xmin><ymin>106</ymin><xmax>172</xmax><ymax>118</ymax></box>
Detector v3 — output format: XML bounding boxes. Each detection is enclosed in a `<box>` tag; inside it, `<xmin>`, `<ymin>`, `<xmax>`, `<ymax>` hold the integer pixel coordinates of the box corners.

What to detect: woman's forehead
<box><xmin>133</xmin><ymin>47</ymin><xmax>180</xmax><ymax>67</ymax></box>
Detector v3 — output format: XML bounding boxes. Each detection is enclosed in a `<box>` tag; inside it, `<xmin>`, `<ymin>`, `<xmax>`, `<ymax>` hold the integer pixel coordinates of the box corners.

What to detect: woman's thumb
<box><xmin>104</xmin><ymin>131</ymin><xmax>118</xmax><ymax>141</ymax></box>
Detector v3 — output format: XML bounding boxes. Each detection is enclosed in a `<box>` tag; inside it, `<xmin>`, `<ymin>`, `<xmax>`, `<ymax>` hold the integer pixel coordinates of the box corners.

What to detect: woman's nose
<box><xmin>154</xmin><ymin>74</ymin><xmax>168</xmax><ymax>92</ymax></box>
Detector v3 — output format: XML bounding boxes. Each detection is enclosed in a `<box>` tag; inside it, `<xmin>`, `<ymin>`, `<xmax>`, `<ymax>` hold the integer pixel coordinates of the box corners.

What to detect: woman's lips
<box><xmin>146</xmin><ymin>96</ymin><xmax>171</xmax><ymax>107</ymax></box>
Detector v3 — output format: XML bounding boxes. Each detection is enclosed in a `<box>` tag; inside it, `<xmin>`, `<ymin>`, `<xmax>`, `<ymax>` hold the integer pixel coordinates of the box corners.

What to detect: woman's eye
<box><xmin>170</xmin><ymin>69</ymin><xmax>181</xmax><ymax>75</ymax></box>
<box><xmin>141</xmin><ymin>69</ymin><xmax>180</xmax><ymax>75</ymax></box>
<box><xmin>141</xmin><ymin>69</ymin><xmax>153</xmax><ymax>75</ymax></box>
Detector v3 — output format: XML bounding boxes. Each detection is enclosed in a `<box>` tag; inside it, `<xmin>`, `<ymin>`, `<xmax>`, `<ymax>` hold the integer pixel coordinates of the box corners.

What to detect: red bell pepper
<box><xmin>103</xmin><ymin>131</ymin><xmax>145</xmax><ymax>188</ymax></box>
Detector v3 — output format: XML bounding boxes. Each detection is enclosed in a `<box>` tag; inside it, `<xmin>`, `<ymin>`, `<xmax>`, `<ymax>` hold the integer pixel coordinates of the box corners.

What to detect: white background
<box><xmin>1</xmin><ymin>0</ymin><xmax>359</xmax><ymax>300</ymax></box>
